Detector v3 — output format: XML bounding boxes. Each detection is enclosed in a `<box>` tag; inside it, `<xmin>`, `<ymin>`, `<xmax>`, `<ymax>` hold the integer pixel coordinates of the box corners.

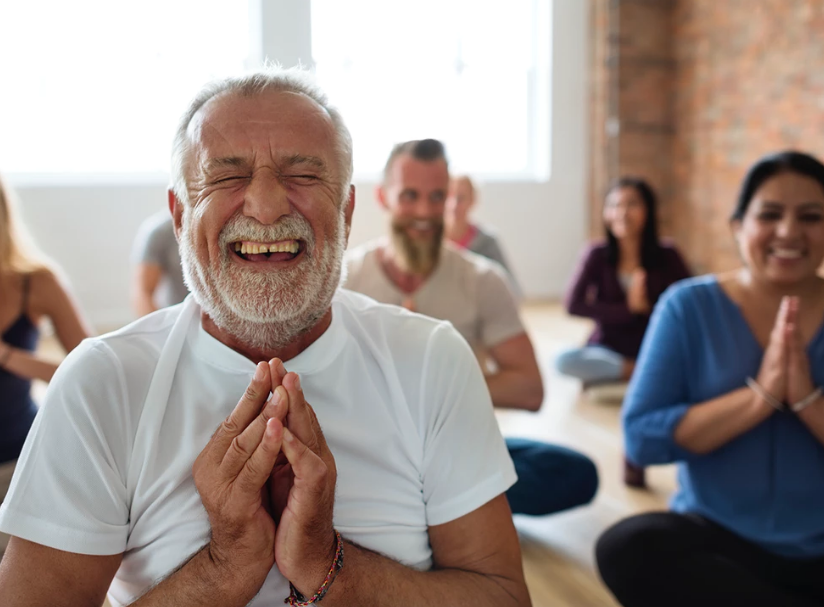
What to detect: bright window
<box><xmin>0</xmin><ymin>0</ymin><xmax>250</xmax><ymax>177</ymax></box>
<box><xmin>311</xmin><ymin>0</ymin><xmax>551</xmax><ymax>179</ymax></box>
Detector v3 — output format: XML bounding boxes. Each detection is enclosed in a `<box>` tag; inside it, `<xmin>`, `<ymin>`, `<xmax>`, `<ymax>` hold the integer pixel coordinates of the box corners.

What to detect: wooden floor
<box><xmin>32</xmin><ymin>303</ymin><xmax>676</xmax><ymax>607</ymax></box>
<box><xmin>501</xmin><ymin>303</ymin><xmax>675</xmax><ymax>607</ymax></box>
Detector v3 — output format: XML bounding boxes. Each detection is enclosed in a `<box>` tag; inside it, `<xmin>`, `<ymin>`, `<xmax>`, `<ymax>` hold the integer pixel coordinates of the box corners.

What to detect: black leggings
<box><xmin>596</xmin><ymin>512</ymin><xmax>824</xmax><ymax>607</ymax></box>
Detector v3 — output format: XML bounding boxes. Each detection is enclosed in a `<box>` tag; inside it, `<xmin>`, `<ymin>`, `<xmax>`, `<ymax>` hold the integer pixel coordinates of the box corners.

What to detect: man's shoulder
<box><xmin>344</xmin><ymin>238</ymin><xmax>382</xmax><ymax>265</ymax></box>
<box><xmin>441</xmin><ymin>244</ymin><xmax>510</xmax><ymax>284</ymax></box>
<box><xmin>77</xmin><ymin>302</ymin><xmax>186</xmax><ymax>373</ymax></box>
<box><xmin>334</xmin><ymin>288</ymin><xmax>463</xmax><ymax>351</ymax></box>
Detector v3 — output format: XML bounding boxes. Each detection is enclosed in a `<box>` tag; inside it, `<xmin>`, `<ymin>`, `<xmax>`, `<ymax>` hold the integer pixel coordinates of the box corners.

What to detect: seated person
<box><xmin>345</xmin><ymin>139</ymin><xmax>598</xmax><ymax>518</ymax></box>
<box><xmin>596</xmin><ymin>151</ymin><xmax>824</xmax><ymax>607</ymax></box>
<box><xmin>445</xmin><ymin>174</ymin><xmax>522</xmax><ymax>297</ymax></box>
<box><xmin>0</xmin><ymin>69</ymin><xmax>531</xmax><ymax>607</ymax></box>
<box><xmin>0</xmin><ymin>173</ymin><xmax>93</xmax><ymax>554</ymax></box>
<box><xmin>131</xmin><ymin>208</ymin><xmax>188</xmax><ymax>316</ymax></box>
<box><xmin>557</xmin><ymin>178</ymin><xmax>690</xmax><ymax>487</ymax></box>
<box><xmin>557</xmin><ymin>177</ymin><xmax>691</xmax><ymax>388</ymax></box>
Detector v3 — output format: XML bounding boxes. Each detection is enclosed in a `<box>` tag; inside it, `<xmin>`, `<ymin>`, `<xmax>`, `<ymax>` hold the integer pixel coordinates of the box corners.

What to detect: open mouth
<box><xmin>230</xmin><ymin>239</ymin><xmax>305</xmax><ymax>263</ymax></box>
<box><xmin>769</xmin><ymin>247</ymin><xmax>805</xmax><ymax>261</ymax></box>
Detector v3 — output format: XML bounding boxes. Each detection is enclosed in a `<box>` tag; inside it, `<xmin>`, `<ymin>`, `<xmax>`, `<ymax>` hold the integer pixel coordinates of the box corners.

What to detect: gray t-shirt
<box><xmin>466</xmin><ymin>225</ymin><xmax>522</xmax><ymax>299</ymax></box>
<box><xmin>131</xmin><ymin>211</ymin><xmax>188</xmax><ymax>308</ymax></box>
<box><xmin>343</xmin><ymin>239</ymin><xmax>525</xmax><ymax>353</ymax></box>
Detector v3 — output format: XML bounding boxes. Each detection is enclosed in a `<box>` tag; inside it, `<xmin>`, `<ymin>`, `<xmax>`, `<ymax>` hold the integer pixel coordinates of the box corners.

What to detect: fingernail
<box><xmin>294</xmin><ymin>374</ymin><xmax>301</xmax><ymax>391</ymax></box>
<box><xmin>254</xmin><ymin>363</ymin><xmax>265</xmax><ymax>381</ymax></box>
<box><xmin>274</xmin><ymin>386</ymin><xmax>286</xmax><ymax>404</ymax></box>
<box><xmin>277</xmin><ymin>360</ymin><xmax>286</xmax><ymax>376</ymax></box>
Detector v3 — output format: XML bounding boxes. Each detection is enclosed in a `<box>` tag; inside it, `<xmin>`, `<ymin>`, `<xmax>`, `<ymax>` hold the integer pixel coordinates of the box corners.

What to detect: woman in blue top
<box><xmin>596</xmin><ymin>151</ymin><xmax>824</xmax><ymax>607</ymax></box>
<box><xmin>0</xmin><ymin>173</ymin><xmax>93</xmax><ymax>550</ymax></box>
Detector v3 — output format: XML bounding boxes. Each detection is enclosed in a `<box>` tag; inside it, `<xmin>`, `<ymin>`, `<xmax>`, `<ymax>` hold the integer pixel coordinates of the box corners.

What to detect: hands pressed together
<box><xmin>192</xmin><ymin>359</ymin><xmax>338</xmax><ymax>599</ymax></box>
<box><xmin>626</xmin><ymin>269</ymin><xmax>650</xmax><ymax>314</ymax></box>
<box><xmin>756</xmin><ymin>296</ymin><xmax>817</xmax><ymax>409</ymax></box>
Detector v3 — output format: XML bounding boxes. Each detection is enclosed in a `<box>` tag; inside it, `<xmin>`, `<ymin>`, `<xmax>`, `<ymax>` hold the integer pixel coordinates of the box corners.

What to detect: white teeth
<box><xmin>258</xmin><ymin>244</ymin><xmax>268</xmax><ymax>254</ymax></box>
<box><xmin>773</xmin><ymin>249</ymin><xmax>802</xmax><ymax>259</ymax></box>
<box><xmin>240</xmin><ymin>243</ymin><xmax>247</xmax><ymax>254</ymax></box>
<box><xmin>234</xmin><ymin>243</ymin><xmax>241</xmax><ymax>252</ymax></box>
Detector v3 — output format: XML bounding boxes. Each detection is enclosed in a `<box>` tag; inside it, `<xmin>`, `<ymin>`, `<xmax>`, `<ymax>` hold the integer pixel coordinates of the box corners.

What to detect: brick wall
<box><xmin>590</xmin><ymin>0</ymin><xmax>824</xmax><ymax>274</ymax></box>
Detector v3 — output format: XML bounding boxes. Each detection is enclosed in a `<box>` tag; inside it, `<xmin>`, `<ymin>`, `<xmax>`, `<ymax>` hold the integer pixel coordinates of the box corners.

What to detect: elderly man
<box><xmin>344</xmin><ymin>139</ymin><xmax>598</xmax><ymax>518</ymax></box>
<box><xmin>0</xmin><ymin>72</ymin><xmax>530</xmax><ymax>607</ymax></box>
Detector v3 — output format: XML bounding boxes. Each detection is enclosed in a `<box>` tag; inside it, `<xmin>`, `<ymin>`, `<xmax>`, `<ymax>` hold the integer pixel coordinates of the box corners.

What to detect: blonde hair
<box><xmin>0</xmin><ymin>174</ymin><xmax>50</xmax><ymax>277</ymax></box>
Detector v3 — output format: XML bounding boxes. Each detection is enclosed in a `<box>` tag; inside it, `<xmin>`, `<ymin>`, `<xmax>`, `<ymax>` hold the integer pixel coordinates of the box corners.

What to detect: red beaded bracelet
<box><xmin>285</xmin><ymin>530</ymin><xmax>344</xmax><ymax>606</ymax></box>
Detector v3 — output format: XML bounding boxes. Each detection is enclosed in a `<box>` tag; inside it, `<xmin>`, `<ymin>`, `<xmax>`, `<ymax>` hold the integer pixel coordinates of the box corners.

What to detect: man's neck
<box><xmin>379</xmin><ymin>243</ymin><xmax>430</xmax><ymax>294</ymax></box>
<box><xmin>201</xmin><ymin>309</ymin><xmax>333</xmax><ymax>364</ymax></box>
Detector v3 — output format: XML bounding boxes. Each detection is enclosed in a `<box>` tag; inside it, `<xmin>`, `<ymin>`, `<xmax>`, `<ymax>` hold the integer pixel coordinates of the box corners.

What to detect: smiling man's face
<box><xmin>175</xmin><ymin>88</ymin><xmax>351</xmax><ymax>348</ymax></box>
<box><xmin>380</xmin><ymin>153</ymin><xmax>449</xmax><ymax>275</ymax></box>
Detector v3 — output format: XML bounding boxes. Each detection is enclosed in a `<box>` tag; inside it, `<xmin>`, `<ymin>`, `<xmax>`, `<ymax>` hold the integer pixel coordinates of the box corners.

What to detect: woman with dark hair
<box><xmin>557</xmin><ymin>178</ymin><xmax>690</xmax><ymax>387</ymax></box>
<box><xmin>596</xmin><ymin>151</ymin><xmax>824</xmax><ymax>607</ymax></box>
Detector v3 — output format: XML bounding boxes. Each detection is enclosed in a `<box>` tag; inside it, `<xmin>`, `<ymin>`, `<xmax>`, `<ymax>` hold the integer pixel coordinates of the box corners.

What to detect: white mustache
<box><xmin>219</xmin><ymin>214</ymin><xmax>315</xmax><ymax>253</ymax></box>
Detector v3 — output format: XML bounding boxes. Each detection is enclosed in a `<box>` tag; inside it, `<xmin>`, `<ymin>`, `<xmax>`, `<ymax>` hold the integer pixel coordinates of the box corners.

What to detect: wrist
<box><xmin>187</xmin><ymin>545</ymin><xmax>268</xmax><ymax>607</ymax></box>
<box><xmin>0</xmin><ymin>344</ymin><xmax>13</xmax><ymax>369</ymax></box>
<box><xmin>288</xmin><ymin>530</ymin><xmax>341</xmax><ymax>600</ymax></box>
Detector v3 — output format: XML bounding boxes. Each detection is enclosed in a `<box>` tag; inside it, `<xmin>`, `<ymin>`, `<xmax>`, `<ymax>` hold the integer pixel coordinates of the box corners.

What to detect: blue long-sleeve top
<box><xmin>623</xmin><ymin>275</ymin><xmax>824</xmax><ymax>559</ymax></box>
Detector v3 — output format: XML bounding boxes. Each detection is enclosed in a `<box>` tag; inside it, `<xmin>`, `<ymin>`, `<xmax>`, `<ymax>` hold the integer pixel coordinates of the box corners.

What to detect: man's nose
<box><xmin>242</xmin><ymin>171</ymin><xmax>290</xmax><ymax>225</ymax></box>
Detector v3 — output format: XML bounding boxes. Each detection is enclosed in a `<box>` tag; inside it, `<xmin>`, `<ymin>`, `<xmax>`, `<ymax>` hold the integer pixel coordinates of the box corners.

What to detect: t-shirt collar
<box><xmin>189</xmin><ymin>295</ymin><xmax>347</xmax><ymax>376</ymax></box>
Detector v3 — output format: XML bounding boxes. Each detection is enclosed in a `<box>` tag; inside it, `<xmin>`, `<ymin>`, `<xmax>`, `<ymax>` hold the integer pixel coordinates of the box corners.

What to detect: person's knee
<box><xmin>596</xmin><ymin>513</ymin><xmax>679</xmax><ymax>585</ymax></box>
<box><xmin>571</xmin><ymin>452</ymin><xmax>599</xmax><ymax>505</ymax></box>
<box><xmin>554</xmin><ymin>349</ymin><xmax>581</xmax><ymax>377</ymax></box>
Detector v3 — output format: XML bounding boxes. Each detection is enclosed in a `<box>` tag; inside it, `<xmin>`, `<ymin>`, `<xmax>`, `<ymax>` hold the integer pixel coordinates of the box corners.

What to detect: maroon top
<box><xmin>564</xmin><ymin>242</ymin><xmax>691</xmax><ymax>359</ymax></box>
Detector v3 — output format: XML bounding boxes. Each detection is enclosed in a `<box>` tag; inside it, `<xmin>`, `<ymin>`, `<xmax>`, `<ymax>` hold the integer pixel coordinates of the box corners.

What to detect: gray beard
<box><xmin>179</xmin><ymin>209</ymin><xmax>346</xmax><ymax>350</ymax></box>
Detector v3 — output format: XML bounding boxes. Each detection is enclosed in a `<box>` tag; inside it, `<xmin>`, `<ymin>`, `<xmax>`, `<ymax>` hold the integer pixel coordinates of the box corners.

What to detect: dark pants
<box><xmin>504</xmin><ymin>438</ymin><xmax>598</xmax><ymax>516</ymax></box>
<box><xmin>596</xmin><ymin>512</ymin><xmax>824</xmax><ymax>607</ymax></box>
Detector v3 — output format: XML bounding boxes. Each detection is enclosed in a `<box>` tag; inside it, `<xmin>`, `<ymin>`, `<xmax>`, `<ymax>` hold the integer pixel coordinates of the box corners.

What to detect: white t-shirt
<box><xmin>0</xmin><ymin>290</ymin><xmax>515</xmax><ymax>606</ymax></box>
<box><xmin>344</xmin><ymin>239</ymin><xmax>526</xmax><ymax>352</ymax></box>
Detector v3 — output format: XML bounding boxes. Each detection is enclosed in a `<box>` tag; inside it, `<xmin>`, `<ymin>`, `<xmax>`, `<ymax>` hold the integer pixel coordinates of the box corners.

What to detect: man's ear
<box><xmin>168</xmin><ymin>188</ymin><xmax>183</xmax><ymax>241</ymax></box>
<box><xmin>375</xmin><ymin>184</ymin><xmax>389</xmax><ymax>211</ymax></box>
<box><xmin>344</xmin><ymin>185</ymin><xmax>356</xmax><ymax>243</ymax></box>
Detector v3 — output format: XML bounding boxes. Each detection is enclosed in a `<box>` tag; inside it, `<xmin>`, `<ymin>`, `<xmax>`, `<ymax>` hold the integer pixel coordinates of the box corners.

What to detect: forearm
<box><xmin>486</xmin><ymin>370</ymin><xmax>543</xmax><ymax>411</ymax></box>
<box><xmin>309</xmin><ymin>541</ymin><xmax>530</xmax><ymax>607</ymax></box>
<box><xmin>132</xmin><ymin>545</ymin><xmax>264</xmax><ymax>607</ymax></box>
<box><xmin>673</xmin><ymin>386</ymin><xmax>774</xmax><ymax>454</ymax></box>
<box><xmin>1</xmin><ymin>347</ymin><xmax>59</xmax><ymax>382</ymax></box>
<box><xmin>797</xmin><ymin>398</ymin><xmax>824</xmax><ymax>447</ymax></box>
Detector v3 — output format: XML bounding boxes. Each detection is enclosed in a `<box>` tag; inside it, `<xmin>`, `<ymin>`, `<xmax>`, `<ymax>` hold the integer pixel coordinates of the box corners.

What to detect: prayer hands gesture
<box><xmin>756</xmin><ymin>296</ymin><xmax>814</xmax><ymax>406</ymax></box>
<box><xmin>192</xmin><ymin>359</ymin><xmax>338</xmax><ymax>598</ymax></box>
<box><xmin>626</xmin><ymin>269</ymin><xmax>650</xmax><ymax>314</ymax></box>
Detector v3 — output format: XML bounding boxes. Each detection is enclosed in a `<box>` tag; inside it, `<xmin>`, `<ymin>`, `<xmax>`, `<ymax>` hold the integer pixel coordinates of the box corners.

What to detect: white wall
<box><xmin>11</xmin><ymin>0</ymin><xmax>589</xmax><ymax>329</ymax></box>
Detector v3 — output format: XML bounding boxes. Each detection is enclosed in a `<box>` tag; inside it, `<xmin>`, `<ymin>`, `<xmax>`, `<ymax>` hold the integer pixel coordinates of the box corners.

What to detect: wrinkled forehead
<box><xmin>187</xmin><ymin>90</ymin><xmax>340</xmax><ymax>171</ymax></box>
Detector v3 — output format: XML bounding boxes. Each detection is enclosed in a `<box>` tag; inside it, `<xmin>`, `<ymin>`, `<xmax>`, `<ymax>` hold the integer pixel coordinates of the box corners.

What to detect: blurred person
<box><xmin>0</xmin><ymin>173</ymin><xmax>93</xmax><ymax>554</ymax></box>
<box><xmin>556</xmin><ymin>177</ymin><xmax>691</xmax><ymax>487</ymax></box>
<box><xmin>0</xmin><ymin>70</ymin><xmax>531</xmax><ymax>607</ymax></box>
<box><xmin>446</xmin><ymin>174</ymin><xmax>522</xmax><ymax>297</ymax></box>
<box><xmin>131</xmin><ymin>208</ymin><xmax>188</xmax><ymax>316</ymax></box>
<box><xmin>596</xmin><ymin>151</ymin><xmax>824</xmax><ymax>607</ymax></box>
<box><xmin>345</xmin><ymin>139</ymin><xmax>598</xmax><ymax>518</ymax></box>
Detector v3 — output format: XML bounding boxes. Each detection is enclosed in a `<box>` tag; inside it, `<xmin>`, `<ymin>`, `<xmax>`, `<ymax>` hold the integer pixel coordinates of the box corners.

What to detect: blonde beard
<box><xmin>390</xmin><ymin>221</ymin><xmax>444</xmax><ymax>276</ymax></box>
<box><xmin>180</xmin><ymin>209</ymin><xmax>346</xmax><ymax>350</ymax></box>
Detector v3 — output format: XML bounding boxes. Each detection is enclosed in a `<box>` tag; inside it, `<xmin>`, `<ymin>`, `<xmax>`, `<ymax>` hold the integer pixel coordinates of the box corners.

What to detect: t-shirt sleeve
<box><xmin>132</xmin><ymin>217</ymin><xmax>168</xmax><ymax>267</ymax></box>
<box><xmin>420</xmin><ymin>323</ymin><xmax>517</xmax><ymax>526</ymax></box>
<box><xmin>0</xmin><ymin>340</ymin><xmax>133</xmax><ymax>555</ymax></box>
<box><xmin>478</xmin><ymin>264</ymin><xmax>526</xmax><ymax>348</ymax></box>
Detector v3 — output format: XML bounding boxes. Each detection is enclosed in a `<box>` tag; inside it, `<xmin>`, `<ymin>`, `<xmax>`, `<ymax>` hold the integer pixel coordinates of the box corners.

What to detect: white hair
<box><xmin>170</xmin><ymin>66</ymin><xmax>353</xmax><ymax>206</ymax></box>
